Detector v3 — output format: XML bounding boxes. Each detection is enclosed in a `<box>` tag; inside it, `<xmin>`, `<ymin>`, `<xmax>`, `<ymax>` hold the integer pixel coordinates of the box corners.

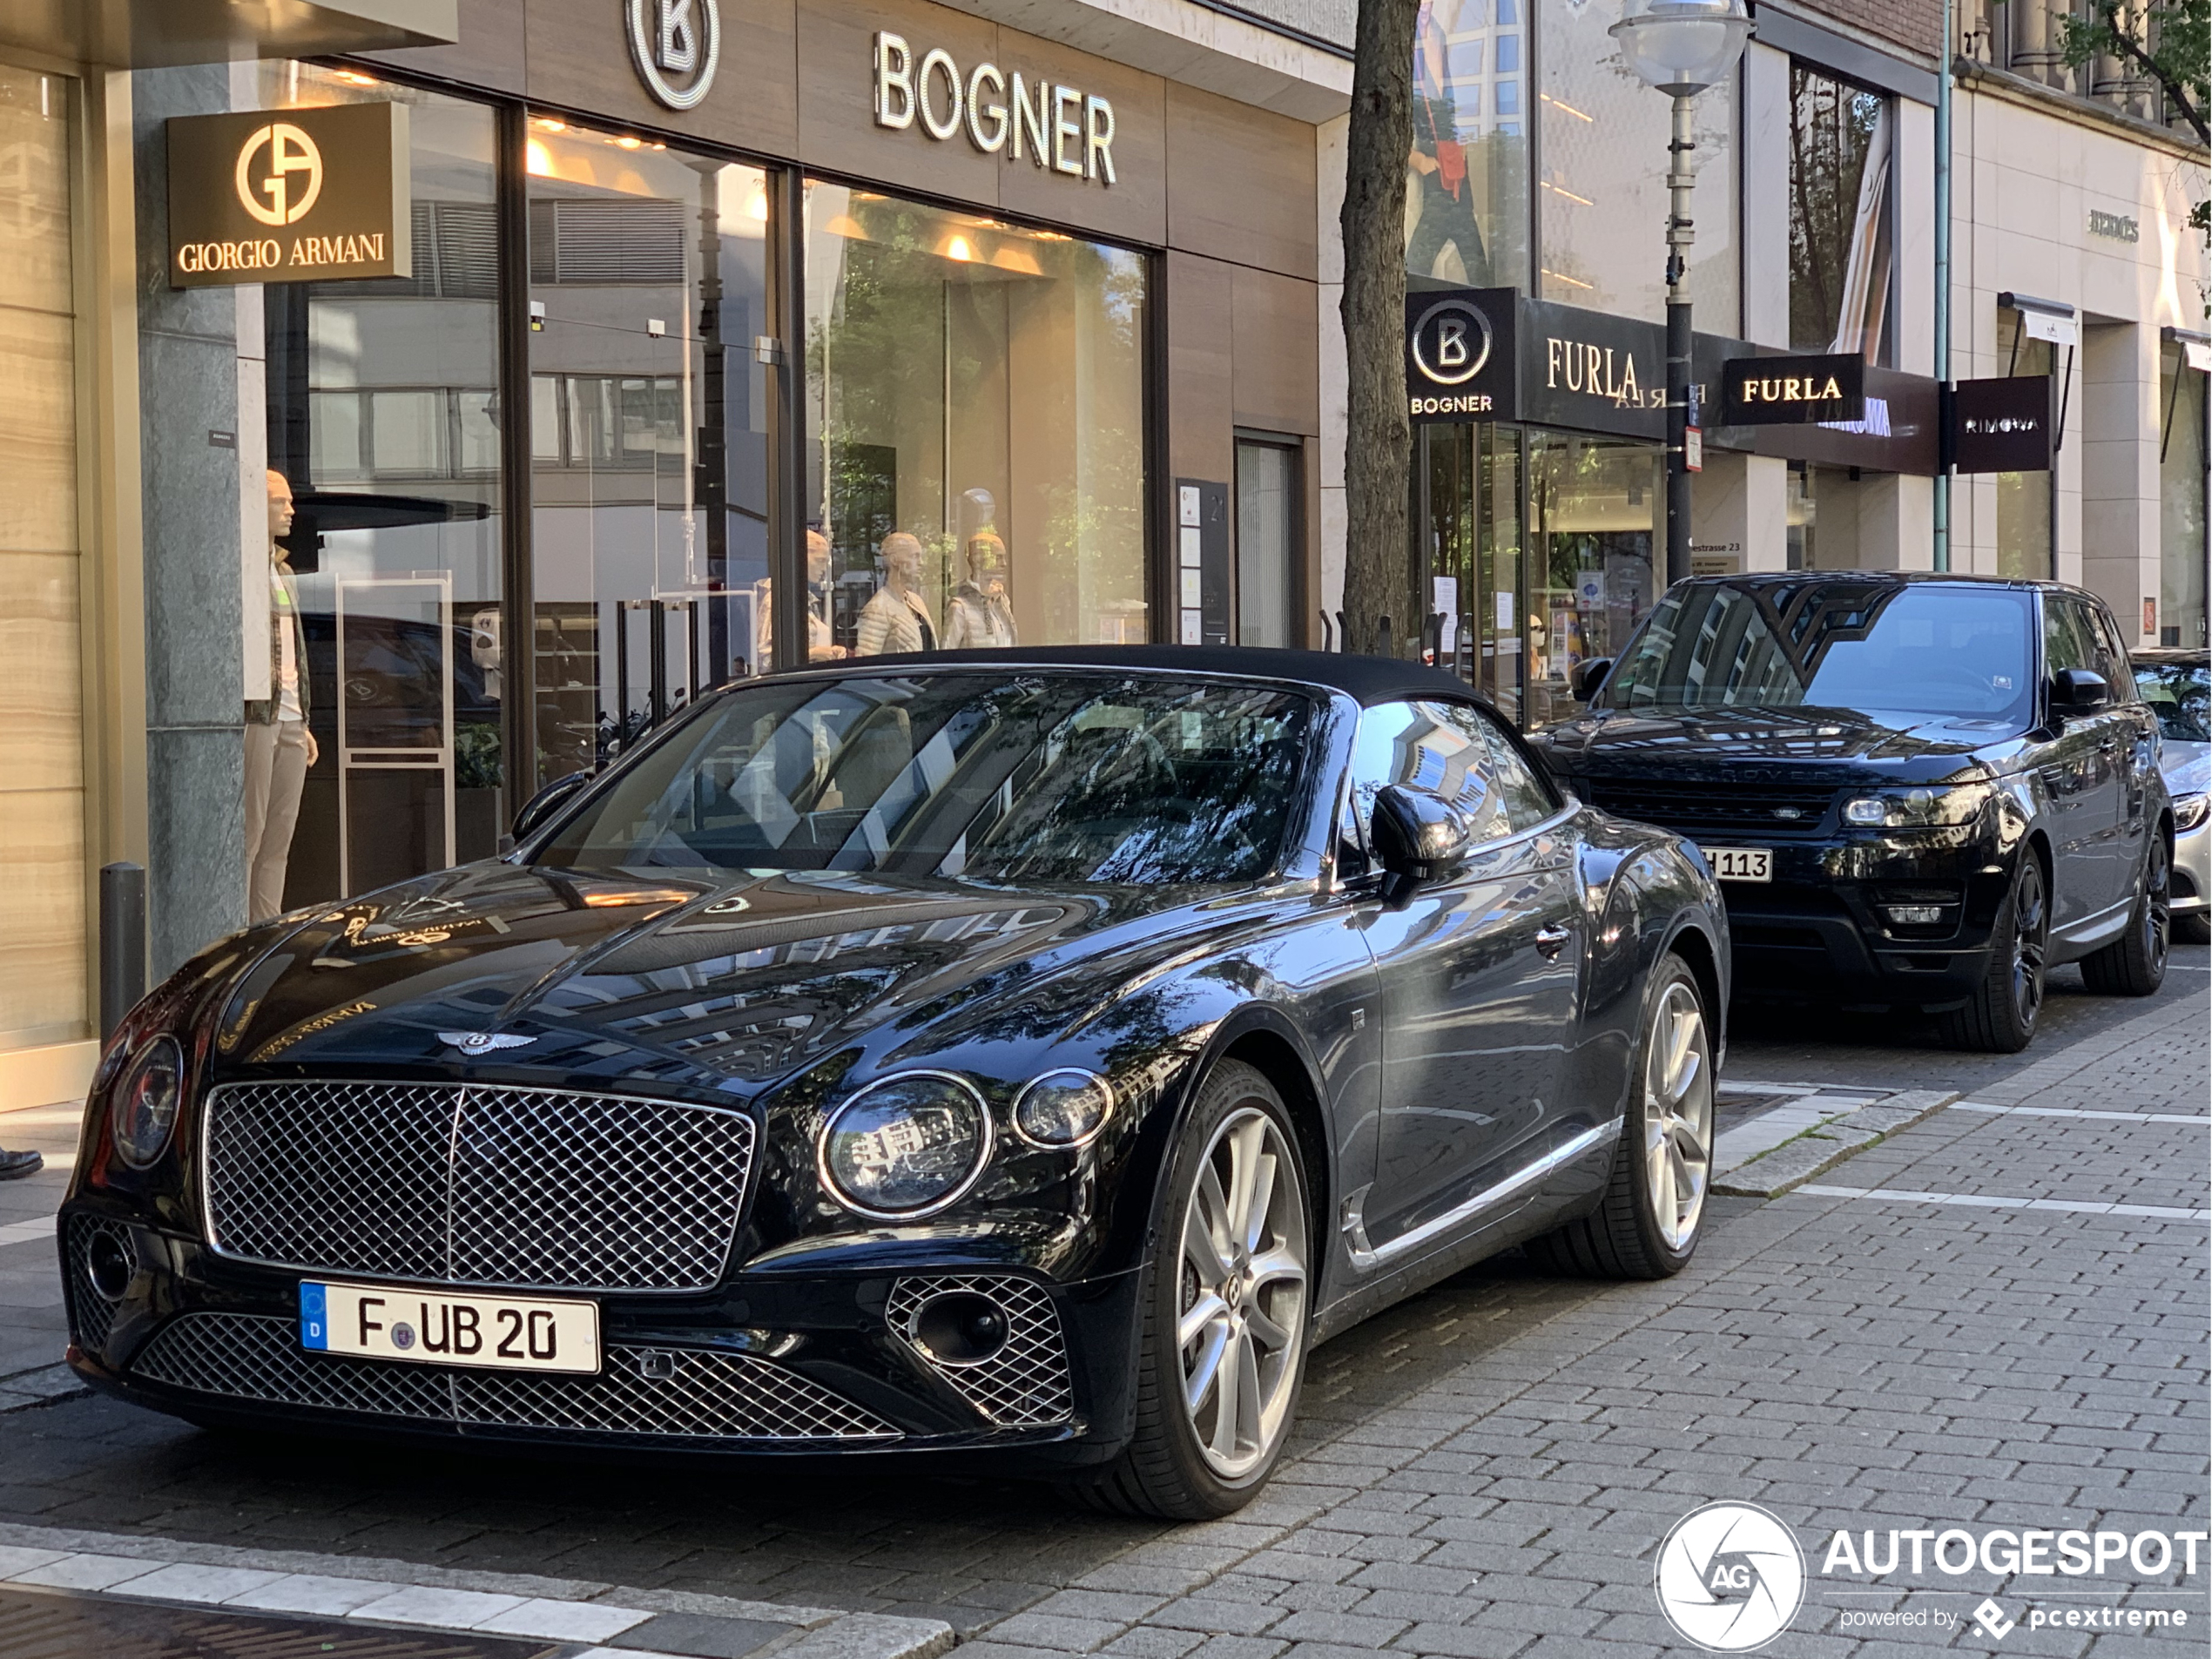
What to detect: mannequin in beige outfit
<box><xmin>754</xmin><ymin>529</ymin><xmax>845</xmax><ymax>670</ymax></box>
<box><xmin>241</xmin><ymin>470</ymin><xmax>319</xmax><ymax>923</ymax></box>
<box><xmin>854</xmin><ymin>531</ymin><xmax>938</xmax><ymax>657</ymax></box>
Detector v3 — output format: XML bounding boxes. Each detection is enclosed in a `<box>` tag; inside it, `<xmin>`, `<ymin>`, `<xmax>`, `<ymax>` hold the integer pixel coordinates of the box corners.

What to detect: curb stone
<box><xmin>1711</xmin><ymin>1089</ymin><xmax>1962</xmax><ymax>1198</ymax></box>
<box><xmin>0</xmin><ymin>1363</ymin><xmax>84</xmax><ymax>1414</ymax></box>
<box><xmin>0</xmin><ymin>1523</ymin><xmax>953</xmax><ymax>1659</ymax></box>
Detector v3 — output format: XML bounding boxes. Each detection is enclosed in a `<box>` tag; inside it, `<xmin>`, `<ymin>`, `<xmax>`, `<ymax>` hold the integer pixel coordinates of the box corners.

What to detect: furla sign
<box><xmin>873</xmin><ymin>33</ymin><xmax>1118</xmax><ymax>185</ymax></box>
<box><xmin>1719</xmin><ymin>352</ymin><xmax>1866</xmax><ymax>425</ymax></box>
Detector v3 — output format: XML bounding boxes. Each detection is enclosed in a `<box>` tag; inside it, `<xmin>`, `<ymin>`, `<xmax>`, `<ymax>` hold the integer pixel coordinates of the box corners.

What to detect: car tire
<box><xmin>1525</xmin><ymin>954</ymin><xmax>1713</xmax><ymax>1282</ymax></box>
<box><xmin>1066</xmin><ymin>1060</ymin><xmax>1312</xmax><ymax>1521</ymax></box>
<box><xmin>2080</xmin><ymin>834</ymin><xmax>2170</xmax><ymax>997</ymax></box>
<box><xmin>1938</xmin><ymin>853</ymin><xmax>2048</xmax><ymax>1053</ymax></box>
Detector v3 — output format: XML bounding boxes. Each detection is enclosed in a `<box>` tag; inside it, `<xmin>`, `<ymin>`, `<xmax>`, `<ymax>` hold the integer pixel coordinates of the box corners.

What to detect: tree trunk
<box><xmin>1339</xmin><ymin>0</ymin><xmax>1421</xmax><ymax>658</ymax></box>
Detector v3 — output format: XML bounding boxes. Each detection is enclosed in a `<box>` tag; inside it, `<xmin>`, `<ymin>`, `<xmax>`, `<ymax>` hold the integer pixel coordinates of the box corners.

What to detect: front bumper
<box><xmin>2173</xmin><ymin>817</ymin><xmax>2208</xmax><ymax>917</ymax></box>
<box><xmin>59</xmin><ymin>1206</ymin><xmax>1140</xmax><ymax>1467</ymax></box>
<box><xmin>1699</xmin><ymin>832</ymin><xmax>2013</xmax><ymax>1006</ymax></box>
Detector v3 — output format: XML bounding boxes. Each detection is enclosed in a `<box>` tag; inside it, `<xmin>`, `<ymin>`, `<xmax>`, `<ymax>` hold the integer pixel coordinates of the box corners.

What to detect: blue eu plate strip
<box><xmin>299</xmin><ymin>1281</ymin><xmax>328</xmax><ymax>1349</ymax></box>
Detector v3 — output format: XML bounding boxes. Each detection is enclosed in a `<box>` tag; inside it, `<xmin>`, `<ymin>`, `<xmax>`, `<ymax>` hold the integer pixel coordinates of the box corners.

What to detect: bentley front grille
<box><xmin>130</xmin><ymin>1312</ymin><xmax>900</xmax><ymax>1442</ymax></box>
<box><xmin>64</xmin><ymin>1215</ymin><xmax>137</xmax><ymax>1357</ymax></box>
<box><xmin>203</xmin><ymin>1082</ymin><xmax>755</xmax><ymax>1293</ymax></box>
<box><xmin>886</xmin><ymin>1274</ymin><xmax>1075</xmax><ymax>1427</ymax></box>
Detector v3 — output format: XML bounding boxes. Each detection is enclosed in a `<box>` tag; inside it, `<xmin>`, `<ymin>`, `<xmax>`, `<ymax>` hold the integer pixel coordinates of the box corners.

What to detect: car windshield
<box><xmin>533</xmin><ymin>671</ymin><xmax>1314</xmax><ymax>885</ymax></box>
<box><xmin>2134</xmin><ymin>660</ymin><xmax>2209</xmax><ymax>745</ymax></box>
<box><xmin>1598</xmin><ymin>581</ymin><xmax>2037</xmax><ymax>725</ymax></box>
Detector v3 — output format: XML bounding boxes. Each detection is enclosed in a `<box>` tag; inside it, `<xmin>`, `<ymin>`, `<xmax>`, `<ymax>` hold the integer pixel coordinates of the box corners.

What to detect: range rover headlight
<box><xmin>109</xmin><ymin>1035</ymin><xmax>184</xmax><ymax>1169</ymax></box>
<box><xmin>818</xmin><ymin>1071</ymin><xmax>991</xmax><ymax>1219</ymax></box>
<box><xmin>1012</xmin><ymin>1069</ymin><xmax>1114</xmax><ymax>1149</ymax></box>
<box><xmin>1841</xmin><ymin>783</ymin><xmax>1991</xmax><ymax>829</ymax></box>
<box><xmin>2175</xmin><ymin>792</ymin><xmax>2209</xmax><ymax>833</ymax></box>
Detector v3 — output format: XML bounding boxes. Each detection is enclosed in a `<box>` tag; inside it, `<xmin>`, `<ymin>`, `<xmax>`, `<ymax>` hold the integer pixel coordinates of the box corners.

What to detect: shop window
<box><xmin>1235</xmin><ymin>437</ymin><xmax>1301</xmax><ymax>649</ymax></box>
<box><xmin>254</xmin><ymin>67</ymin><xmax>506</xmax><ymax>914</ymax></box>
<box><xmin>1537</xmin><ymin>0</ymin><xmax>1737</xmax><ymax>328</ymax></box>
<box><xmin>526</xmin><ymin>120</ymin><xmax>771</xmax><ymax>773</ymax></box>
<box><xmin>1527</xmin><ymin>433</ymin><xmax>1663</xmax><ymax>729</ymax></box>
<box><xmin>1408</xmin><ymin>0</ymin><xmax>1531</xmax><ymax>290</ymax></box>
<box><xmin>1993</xmin><ymin>311</ymin><xmax>2054</xmax><ymax>582</ymax></box>
<box><xmin>1421</xmin><ymin>423</ymin><xmax>1526</xmax><ymax>724</ymax></box>
<box><xmin>2161</xmin><ymin>341</ymin><xmax>2208</xmax><ymax>646</ymax></box>
<box><xmin>1787</xmin><ymin>64</ymin><xmax>1892</xmax><ymax>361</ymax></box>
<box><xmin>803</xmin><ymin>184</ymin><xmax>1149</xmax><ymax>658</ymax></box>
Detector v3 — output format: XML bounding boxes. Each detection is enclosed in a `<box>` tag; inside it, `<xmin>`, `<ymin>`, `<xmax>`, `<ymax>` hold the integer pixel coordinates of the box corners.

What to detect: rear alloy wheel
<box><xmin>1939</xmin><ymin>853</ymin><xmax>2047</xmax><ymax>1053</ymax></box>
<box><xmin>1527</xmin><ymin>954</ymin><xmax>1712</xmax><ymax>1280</ymax></box>
<box><xmin>2080</xmin><ymin>834</ymin><xmax>2170</xmax><ymax>996</ymax></box>
<box><xmin>1067</xmin><ymin>1061</ymin><xmax>1310</xmax><ymax>1519</ymax></box>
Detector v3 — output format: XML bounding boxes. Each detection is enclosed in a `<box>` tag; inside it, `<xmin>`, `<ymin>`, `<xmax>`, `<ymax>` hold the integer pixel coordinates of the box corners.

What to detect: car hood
<box><xmin>2161</xmin><ymin>741</ymin><xmax>2210</xmax><ymax>799</ymax></box>
<box><xmin>1534</xmin><ymin>705</ymin><xmax>2013</xmax><ymax>774</ymax></box>
<box><xmin>207</xmin><ymin>861</ymin><xmax>1203</xmax><ymax>1096</ymax></box>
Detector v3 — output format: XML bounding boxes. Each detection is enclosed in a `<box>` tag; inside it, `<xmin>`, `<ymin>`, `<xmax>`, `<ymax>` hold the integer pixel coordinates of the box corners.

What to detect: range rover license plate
<box><xmin>300</xmin><ymin>1280</ymin><xmax>600</xmax><ymax>1374</ymax></box>
<box><xmin>1703</xmin><ymin>847</ymin><xmax>1773</xmax><ymax>883</ymax></box>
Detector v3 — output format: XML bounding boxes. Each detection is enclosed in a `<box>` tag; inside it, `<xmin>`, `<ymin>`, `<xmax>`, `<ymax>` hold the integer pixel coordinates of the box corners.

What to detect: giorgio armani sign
<box><xmin>166</xmin><ymin>102</ymin><xmax>410</xmax><ymax>289</ymax></box>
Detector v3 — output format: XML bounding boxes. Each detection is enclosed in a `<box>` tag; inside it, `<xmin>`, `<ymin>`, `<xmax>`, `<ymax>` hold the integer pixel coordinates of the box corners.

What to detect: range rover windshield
<box><xmin>1599</xmin><ymin>581</ymin><xmax>2037</xmax><ymax>725</ymax></box>
<box><xmin>533</xmin><ymin>672</ymin><xmax>1314</xmax><ymax>885</ymax></box>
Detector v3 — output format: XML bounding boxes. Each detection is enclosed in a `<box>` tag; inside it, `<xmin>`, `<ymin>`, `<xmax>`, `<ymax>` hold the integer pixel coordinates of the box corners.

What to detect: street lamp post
<box><xmin>1608</xmin><ymin>0</ymin><xmax>1752</xmax><ymax>589</ymax></box>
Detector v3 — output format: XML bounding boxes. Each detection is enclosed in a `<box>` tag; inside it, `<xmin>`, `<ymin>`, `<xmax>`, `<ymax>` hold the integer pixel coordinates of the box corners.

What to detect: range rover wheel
<box><xmin>1527</xmin><ymin>954</ymin><xmax>1712</xmax><ymax>1281</ymax></box>
<box><xmin>1068</xmin><ymin>1060</ymin><xmax>1311</xmax><ymax>1520</ymax></box>
<box><xmin>2080</xmin><ymin>834</ymin><xmax>2169</xmax><ymax>997</ymax></box>
<box><xmin>1939</xmin><ymin>853</ymin><xmax>2047</xmax><ymax>1053</ymax></box>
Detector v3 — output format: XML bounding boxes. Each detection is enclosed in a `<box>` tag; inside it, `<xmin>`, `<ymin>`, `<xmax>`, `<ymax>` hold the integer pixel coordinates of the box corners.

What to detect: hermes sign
<box><xmin>873</xmin><ymin>33</ymin><xmax>1117</xmax><ymax>185</ymax></box>
<box><xmin>167</xmin><ymin>102</ymin><xmax>410</xmax><ymax>288</ymax></box>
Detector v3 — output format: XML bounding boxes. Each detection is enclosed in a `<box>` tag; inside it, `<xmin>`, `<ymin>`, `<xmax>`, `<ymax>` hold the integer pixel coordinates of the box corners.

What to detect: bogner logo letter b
<box><xmin>628</xmin><ymin>0</ymin><xmax>721</xmax><ymax>110</ymax></box>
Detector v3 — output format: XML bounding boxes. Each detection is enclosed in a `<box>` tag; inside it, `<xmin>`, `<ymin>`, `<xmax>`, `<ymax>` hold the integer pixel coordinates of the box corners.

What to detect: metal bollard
<box><xmin>99</xmin><ymin>862</ymin><xmax>146</xmax><ymax>1040</ymax></box>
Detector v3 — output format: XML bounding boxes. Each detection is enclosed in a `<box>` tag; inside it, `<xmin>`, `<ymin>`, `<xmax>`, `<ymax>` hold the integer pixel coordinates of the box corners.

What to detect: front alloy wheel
<box><xmin>1941</xmin><ymin>853</ymin><xmax>2047</xmax><ymax>1052</ymax></box>
<box><xmin>1067</xmin><ymin>1060</ymin><xmax>1311</xmax><ymax>1519</ymax></box>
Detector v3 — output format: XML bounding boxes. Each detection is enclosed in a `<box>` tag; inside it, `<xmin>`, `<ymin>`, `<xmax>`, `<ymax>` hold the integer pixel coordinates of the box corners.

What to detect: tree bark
<box><xmin>1339</xmin><ymin>0</ymin><xmax>1421</xmax><ymax>658</ymax></box>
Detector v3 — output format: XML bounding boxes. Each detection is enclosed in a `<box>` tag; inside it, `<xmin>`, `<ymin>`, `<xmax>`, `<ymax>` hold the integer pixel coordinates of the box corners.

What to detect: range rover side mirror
<box><xmin>1569</xmin><ymin>658</ymin><xmax>1614</xmax><ymax>703</ymax></box>
<box><xmin>511</xmin><ymin>770</ymin><xmax>590</xmax><ymax>844</ymax></box>
<box><xmin>1370</xmin><ymin>785</ymin><xmax>1477</xmax><ymax>907</ymax></box>
<box><xmin>2051</xmin><ymin>668</ymin><xmax>2110</xmax><ymax>712</ymax></box>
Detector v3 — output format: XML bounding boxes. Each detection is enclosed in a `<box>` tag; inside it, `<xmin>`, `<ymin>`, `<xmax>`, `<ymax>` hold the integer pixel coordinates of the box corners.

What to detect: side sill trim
<box><xmin>1343</xmin><ymin>1118</ymin><xmax>1622</xmax><ymax>1273</ymax></box>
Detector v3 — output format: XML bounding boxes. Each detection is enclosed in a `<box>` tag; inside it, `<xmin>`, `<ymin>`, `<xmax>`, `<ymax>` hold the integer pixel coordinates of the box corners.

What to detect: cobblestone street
<box><xmin>0</xmin><ymin>954</ymin><xmax>2204</xmax><ymax>1657</ymax></box>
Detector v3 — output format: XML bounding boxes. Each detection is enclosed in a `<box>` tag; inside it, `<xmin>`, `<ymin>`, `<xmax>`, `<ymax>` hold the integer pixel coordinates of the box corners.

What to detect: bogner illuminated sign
<box><xmin>167</xmin><ymin>103</ymin><xmax>410</xmax><ymax>289</ymax></box>
<box><xmin>1719</xmin><ymin>352</ymin><xmax>1866</xmax><ymax>425</ymax></box>
<box><xmin>873</xmin><ymin>33</ymin><xmax>1117</xmax><ymax>185</ymax></box>
<box><xmin>1404</xmin><ymin>287</ymin><xmax>1517</xmax><ymax>423</ymax></box>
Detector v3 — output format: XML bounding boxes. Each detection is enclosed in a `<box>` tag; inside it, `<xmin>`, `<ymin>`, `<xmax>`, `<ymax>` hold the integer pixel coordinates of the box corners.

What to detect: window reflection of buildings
<box><xmin>1409</xmin><ymin>0</ymin><xmax>1528</xmax><ymax>290</ymax></box>
<box><xmin>1788</xmin><ymin>64</ymin><xmax>1893</xmax><ymax>362</ymax></box>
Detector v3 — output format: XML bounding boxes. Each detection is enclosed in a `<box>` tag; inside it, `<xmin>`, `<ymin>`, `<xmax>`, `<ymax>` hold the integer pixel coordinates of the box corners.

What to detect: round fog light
<box><xmin>910</xmin><ymin>1291</ymin><xmax>1009</xmax><ymax>1366</ymax></box>
<box><xmin>86</xmin><ymin>1228</ymin><xmax>135</xmax><ymax>1301</ymax></box>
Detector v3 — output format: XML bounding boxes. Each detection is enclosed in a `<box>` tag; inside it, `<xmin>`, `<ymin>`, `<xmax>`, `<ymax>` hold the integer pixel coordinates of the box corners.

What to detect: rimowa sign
<box><xmin>167</xmin><ymin>102</ymin><xmax>411</xmax><ymax>288</ymax></box>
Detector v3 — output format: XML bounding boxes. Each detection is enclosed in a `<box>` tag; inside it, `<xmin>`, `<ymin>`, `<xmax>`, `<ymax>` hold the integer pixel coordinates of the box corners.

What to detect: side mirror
<box><xmin>2051</xmin><ymin>668</ymin><xmax>2110</xmax><ymax>712</ymax></box>
<box><xmin>1370</xmin><ymin>785</ymin><xmax>1476</xmax><ymax>907</ymax></box>
<box><xmin>511</xmin><ymin>770</ymin><xmax>590</xmax><ymax>844</ymax></box>
<box><xmin>1569</xmin><ymin>658</ymin><xmax>1614</xmax><ymax>703</ymax></box>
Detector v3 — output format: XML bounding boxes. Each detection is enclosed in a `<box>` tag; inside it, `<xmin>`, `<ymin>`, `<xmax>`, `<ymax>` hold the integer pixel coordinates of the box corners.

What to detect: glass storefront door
<box><xmin>1527</xmin><ymin>433</ymin><xmax>1662</xmax><ymax>728</ymax></box>
<box><xmin>526</xmin><ymin>121</ymin><xmax>771</xmax><ymax>785</ymax></box>
<box><xmin>1420</xmin><ymin>422</ymin><xmax>1527</xmax><ymax>725</ymax></box>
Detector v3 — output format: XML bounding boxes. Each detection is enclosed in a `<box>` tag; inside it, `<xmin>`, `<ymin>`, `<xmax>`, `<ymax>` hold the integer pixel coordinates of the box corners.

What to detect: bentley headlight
<box><xmin>819</xmin><ymin>1072</ymin><xmax>991</xmax><ymax>1218</ymax></box>
<box><xmin>109</xmin><ymin>1035</ymin><xmax>184</xmax><ymax>1169</ymax></box>
<box><xmin>1013</xmin><ymin>1069</ymin><xmax>1114</xmax><ymax>1149</ymax></box>
<box><xmin>2175</xmin><ymin>792</ymin><xmax>2209</xmax><ymax>833</ymax></box>
<box><xmin>1841</xmin><ymin>783</ymin><xmax>1991</xmax><ymax>829</ymax></box>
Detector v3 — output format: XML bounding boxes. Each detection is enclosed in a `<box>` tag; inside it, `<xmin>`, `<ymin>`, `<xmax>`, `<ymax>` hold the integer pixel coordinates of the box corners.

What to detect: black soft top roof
<box><xmin>774</xmin><ymin>644</ymin><xmax>1484</xmax><ymax>709</ymax></box>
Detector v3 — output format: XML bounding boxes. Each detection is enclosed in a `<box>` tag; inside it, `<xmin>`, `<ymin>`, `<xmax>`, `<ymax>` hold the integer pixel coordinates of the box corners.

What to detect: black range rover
<box><xmin>1530</xmin><ymin>574</ymin><xmax>2172</xmax><ymax>1052</ymax></box>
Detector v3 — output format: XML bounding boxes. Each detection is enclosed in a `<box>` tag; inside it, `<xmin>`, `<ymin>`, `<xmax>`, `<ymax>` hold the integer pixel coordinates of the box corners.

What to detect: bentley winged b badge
<box><xmin>439</xmin><ymin>1031</ymin><xmax>536</xmax><ymax>1056</ymax></box>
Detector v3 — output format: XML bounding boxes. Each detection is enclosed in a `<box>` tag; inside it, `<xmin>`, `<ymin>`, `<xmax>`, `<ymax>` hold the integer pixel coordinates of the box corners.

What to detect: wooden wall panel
<box><xmin>527</xmin><ymin>0</ymin><xmax>798</xmax><ymax>160</ymax></box>
<box><xmin>1164</xmin><ymin>84</ymin><xmax>1317</xmax><ymax>282</ymax></box>
<box><xmin>1166</xmin><ymin>251</ymin><xmax>1234</xmax><ymax>487</ymax></box>
<box><xmin>1230</xmin><ymin>265</ymin><xmax>1318</xmax><ymax>435</ymax></box>
<box><xmin>995</xmin><ymin>24</ymin><xmax>1166</xmax><ymax>249</ymax></box>
<box><xmin>795</xmin><ymin>0</ymin><xmax>1001</xmax><ymax>209</ymax></box>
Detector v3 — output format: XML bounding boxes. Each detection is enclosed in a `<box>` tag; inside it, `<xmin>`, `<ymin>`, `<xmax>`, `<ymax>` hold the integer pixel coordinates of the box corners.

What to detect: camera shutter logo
<box><xmin>628</xmin><ymin>0</ymin><xmax>721</xmax><ymax>110</ymax></box>
<box><xmin>234</xmin><ymin>123</ymin><xmax>323</xmax><ymax>226</ymax></box>
<box><xmin>1411</xmin><ymin>298</ymin><xmax>1493</xmax><ymax>387</ymax></box>
<box><xmin>1655</xmin><ymin>1502</ymin><xmax>1805</xmax><ymax>1651</ymax></box>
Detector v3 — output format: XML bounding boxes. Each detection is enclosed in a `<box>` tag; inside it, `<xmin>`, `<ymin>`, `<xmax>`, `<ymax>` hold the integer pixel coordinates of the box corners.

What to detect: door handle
<box><xmin>1534</xmin><ymin>923</ymin><xmax>1571</xmax><ymax>959</ymax></box>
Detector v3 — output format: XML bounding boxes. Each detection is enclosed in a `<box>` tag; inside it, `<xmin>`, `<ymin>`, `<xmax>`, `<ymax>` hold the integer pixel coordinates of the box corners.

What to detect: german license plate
<box><xmin>300</xmin><ymin>1280</ymin><xmax>600</xmax><ymax>1374</ymax></box>
<box><xmin>1704</xmin><ymin>846</ymin><xmax>1773</xmax><ymax>883</ymax></box>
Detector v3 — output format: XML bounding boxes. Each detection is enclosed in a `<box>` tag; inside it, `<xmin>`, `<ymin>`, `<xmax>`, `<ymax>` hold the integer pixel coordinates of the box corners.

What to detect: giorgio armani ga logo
<box><xmin>235</xmin><ymin>123</ymin><xmax>322</xmax><ymax>225</ymax></box>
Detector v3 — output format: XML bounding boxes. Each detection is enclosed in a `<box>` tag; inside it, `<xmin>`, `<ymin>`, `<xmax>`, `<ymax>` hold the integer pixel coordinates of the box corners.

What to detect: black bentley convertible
<box><xmin>64</xmin><ymin>648</ymin><xmax>1726</xmax><ymax>1518</ymax></box>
